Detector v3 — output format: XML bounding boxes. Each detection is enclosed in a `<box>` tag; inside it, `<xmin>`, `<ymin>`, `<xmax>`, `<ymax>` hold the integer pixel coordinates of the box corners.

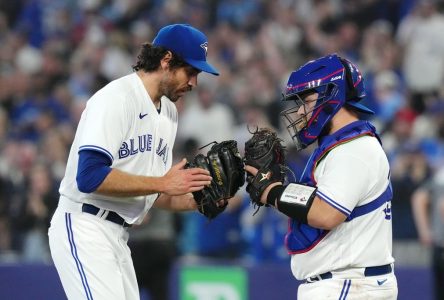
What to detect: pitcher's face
<box><xmin>160</xmin><ymin>65</ymin><xmax>200</xmax><ymax>102</ymax></box>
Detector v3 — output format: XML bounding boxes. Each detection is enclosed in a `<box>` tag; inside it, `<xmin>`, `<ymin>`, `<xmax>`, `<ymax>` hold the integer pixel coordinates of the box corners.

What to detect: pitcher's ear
<box><xmin>160</xmin><ymin>51</ymin><xmax>173</xmax><ymax>70</ymax></box>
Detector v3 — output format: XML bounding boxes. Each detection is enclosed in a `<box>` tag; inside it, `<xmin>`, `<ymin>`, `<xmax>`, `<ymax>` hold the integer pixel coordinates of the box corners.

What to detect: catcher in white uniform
<box><xmin>48</xmin><ymin>24</ymin><xmax>220</xmax><ymax>300</ymax></box>
<box><xmin>244</xmin><ymin>54</ymin><xmax>398</xmax><ymax>299</ymax></box>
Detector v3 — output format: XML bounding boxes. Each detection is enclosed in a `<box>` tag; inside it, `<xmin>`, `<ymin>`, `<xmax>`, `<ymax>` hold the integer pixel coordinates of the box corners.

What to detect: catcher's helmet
<box><xmin>280</xmin><ymin>53</ymin><xmax>373</xmax><ymax>151</ymax></box>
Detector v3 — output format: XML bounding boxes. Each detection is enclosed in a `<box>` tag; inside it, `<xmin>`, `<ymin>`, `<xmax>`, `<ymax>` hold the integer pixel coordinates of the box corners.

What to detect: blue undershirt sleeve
<box><xmin>76</xmin><ymin>149</ymin><xmax>113</xmax><ymax>193</ymax></box>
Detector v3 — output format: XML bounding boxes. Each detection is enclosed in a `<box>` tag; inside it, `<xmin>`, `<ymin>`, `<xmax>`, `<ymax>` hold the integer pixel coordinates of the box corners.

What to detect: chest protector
<box><xmin>285</xmin><ymin>120</ymin><xmax>392</xmax><ymax>254</ymax></box>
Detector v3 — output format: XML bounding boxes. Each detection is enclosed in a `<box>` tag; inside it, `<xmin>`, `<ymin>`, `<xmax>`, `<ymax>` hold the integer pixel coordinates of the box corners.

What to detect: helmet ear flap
<box><xmin>339</xmin><ymin>57</ymin><xmax>358</xmax><ymax>101</ymax></box>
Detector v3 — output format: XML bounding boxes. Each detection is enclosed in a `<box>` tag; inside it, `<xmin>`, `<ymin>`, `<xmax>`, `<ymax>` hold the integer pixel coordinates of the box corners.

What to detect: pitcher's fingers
<box><xmin>190</xmin><ymin>180</ymin><xmax>212</xmax><ymax>187</ymax></box>
<box><xmin>188</xmin><ymin>167</ymin><xmax>211</xmax><ymax>176</ymax></box>
<box><xmin>189</xmin><ymin>185</ymin><xmax>207</xmax><ymax>192</ymax></box>
<box><xmin>190</xmin><ymin>174</ymin><xmax>212</xmax><ymax>181</ymax></box>
<box><xmin>173</xmin><ymin>158</ymin><xmax>187</xmax><ymax>170</ymax></box>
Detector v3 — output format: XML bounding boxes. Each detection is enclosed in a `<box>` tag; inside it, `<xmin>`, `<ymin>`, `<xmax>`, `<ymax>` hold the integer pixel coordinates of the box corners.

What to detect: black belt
<box><xmin>82</xmin><ymin>203</ymin><xmax>132</xmax><ymax>227</ymax></box>
<box><xmin>307</xmin><ymin>264</ymin><xmax>392</xmax><ymax>283</ymax></box>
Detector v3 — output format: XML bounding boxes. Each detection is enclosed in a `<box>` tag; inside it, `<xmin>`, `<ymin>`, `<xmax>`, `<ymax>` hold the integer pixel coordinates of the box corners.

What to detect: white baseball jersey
<box><xmin>290</xmin><ymin>135</ymin><xmax>394</xmax><ymax>280</ymax></box>
<box><xmin>59</xmin><ymin>72</ymin><xmax>177</xmax><ymax>224</ymax></box>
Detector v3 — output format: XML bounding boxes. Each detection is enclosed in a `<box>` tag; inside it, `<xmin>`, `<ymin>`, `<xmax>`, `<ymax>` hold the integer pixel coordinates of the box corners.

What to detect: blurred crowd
<box><xmin>0</xmin><ymin>0</ymin><xmax>444</xmax><ymax>277</ymax></box>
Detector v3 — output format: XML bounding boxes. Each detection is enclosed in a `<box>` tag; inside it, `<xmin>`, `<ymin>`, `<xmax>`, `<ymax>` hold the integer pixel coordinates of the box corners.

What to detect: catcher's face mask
<box><xmin>281</xmin><ymin>84</ymin><xmax>337</xmax><ymax>151</ymax></box>
<box><xmin>280</xmin><ymin>53</ymin><xmax>373</xmax><ymax>151</ymax></box>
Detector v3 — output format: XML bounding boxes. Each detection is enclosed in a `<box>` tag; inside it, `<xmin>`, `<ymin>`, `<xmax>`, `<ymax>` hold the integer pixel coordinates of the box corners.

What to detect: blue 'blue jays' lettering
<box><xmin>119</xmin><ymin>134</ymin><xmax>153</xmax><ymax>159</ymax></box>
<box><xmin>156</xmin><ymin>138</ymin><xmax>169</xmax><ymax>165</ymax></box>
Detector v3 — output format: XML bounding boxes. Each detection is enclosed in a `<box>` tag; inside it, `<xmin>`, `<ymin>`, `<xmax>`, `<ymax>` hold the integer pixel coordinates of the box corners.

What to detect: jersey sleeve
<box><xmin>78</xmin><ymin>88</ymin><xmax>131</xmax><ymax>162</ymax></box>
<box><xmin>314</xmin><ymin>149</ymin><xmax>375</xmax><ymax>216</ymax></box>
<box><xmin>76</xmin><ymin>149</ymin><xmax>112</xmax><ymax>193</ymax></box>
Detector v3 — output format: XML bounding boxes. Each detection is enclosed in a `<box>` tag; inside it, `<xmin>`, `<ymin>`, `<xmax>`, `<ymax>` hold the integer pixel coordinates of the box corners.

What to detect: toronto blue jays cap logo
<box><xmin>200</xmin><ymin>42</ymin><xmax>208</xmax><ymax>57</ymax></box>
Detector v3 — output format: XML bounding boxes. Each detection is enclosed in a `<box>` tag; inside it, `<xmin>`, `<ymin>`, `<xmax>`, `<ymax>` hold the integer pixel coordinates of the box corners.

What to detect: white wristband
<box><xmin>281</xmin><ymin>183</ymin><xmax>317</xmax><ymax>206</ymax></box>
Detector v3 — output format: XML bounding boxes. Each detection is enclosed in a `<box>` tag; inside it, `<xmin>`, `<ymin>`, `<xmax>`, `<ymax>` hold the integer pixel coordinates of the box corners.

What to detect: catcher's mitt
<box><xmin>244</xmin><ymin>127</ymin><xmax>286</xmax><ymax>207</ymax></box>
<box><xmin>186</xmin><ymin>140</ymin><xmax>245</xmax><ymax>220</ymax></box>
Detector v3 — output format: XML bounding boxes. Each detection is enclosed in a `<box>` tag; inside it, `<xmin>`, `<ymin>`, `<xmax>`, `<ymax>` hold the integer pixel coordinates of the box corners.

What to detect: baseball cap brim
<box><xmin>347</xmin><ymin>101</ymin><xmax>374</xmax><ymax>114</ymax></box>
<box><xmin>185</xmin><ymin>58</ymin><xmax>219</xmax><ymax>76</ymax></box>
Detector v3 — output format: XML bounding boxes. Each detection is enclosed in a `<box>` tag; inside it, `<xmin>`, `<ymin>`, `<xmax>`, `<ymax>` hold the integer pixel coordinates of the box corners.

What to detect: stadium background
<box><xmin>0</xmin><ymin>0</ymin><xmax>443</xmax><ymax>299</ymax></box>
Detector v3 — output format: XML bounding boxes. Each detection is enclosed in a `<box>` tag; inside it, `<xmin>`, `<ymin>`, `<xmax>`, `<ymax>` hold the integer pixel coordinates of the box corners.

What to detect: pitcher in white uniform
<box><xmin>48</xmin><ymin>24</ymin><xmax>219</xmax><ymax>300</ymax></box>
<box><xmin>245</xmin><ymin>54</ymin><xmax>398</xmax><ymax>299</ymax></box>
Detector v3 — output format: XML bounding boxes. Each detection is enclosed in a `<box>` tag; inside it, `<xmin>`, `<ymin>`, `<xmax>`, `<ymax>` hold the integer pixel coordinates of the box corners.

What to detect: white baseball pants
<box><xmin>298</xmin><ymin>272</ymin><xmax>398</xmax><ymax>299</ymax></box>
<box><xmin>48</xmin><ymin>201</ymin><xmax>139</xmax><ymax>300</ymax></box>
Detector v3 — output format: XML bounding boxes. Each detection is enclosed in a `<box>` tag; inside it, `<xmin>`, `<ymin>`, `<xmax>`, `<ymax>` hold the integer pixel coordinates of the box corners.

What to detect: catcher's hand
<box><xmin>244</xmin><ymin>127</ymin><xmax>286</xmax><ymax>208</ymax></box>
<box><xmin>186</xmin><ymin>140</ymin><xmax>245</xmax><ymax>220</ymax></box>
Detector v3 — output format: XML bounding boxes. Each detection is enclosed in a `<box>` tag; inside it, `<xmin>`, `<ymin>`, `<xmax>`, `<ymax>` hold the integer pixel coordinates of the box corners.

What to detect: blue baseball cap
<box><xmin>152</xmin><ymin>24</ymin><xmax>219</xmax><ymax>76</ymax></box>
